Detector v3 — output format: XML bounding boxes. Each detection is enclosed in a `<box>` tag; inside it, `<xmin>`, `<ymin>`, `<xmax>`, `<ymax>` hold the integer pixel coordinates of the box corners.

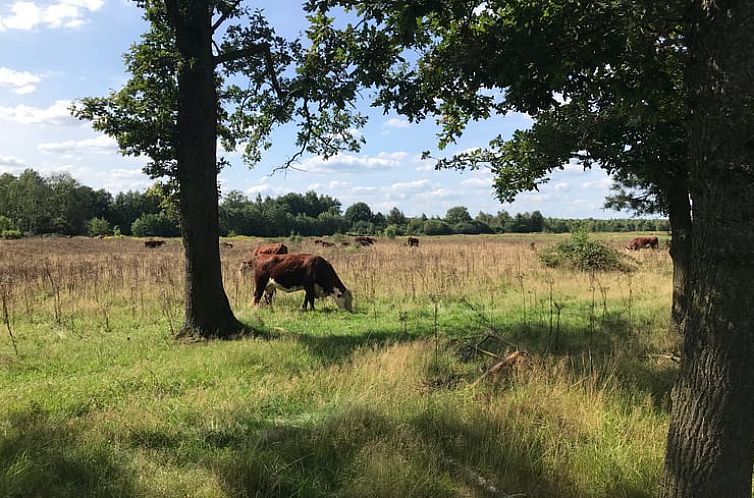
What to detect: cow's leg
<box><xmin>303</xmin><ymin>285</ymin><xmax>316</xmax><ymax>311</ymax></box>
<box><xmin>264</xmin><ymin>287</ymin><xmax>275</xmax><ymax>305</ymax></box>
<box><xmin>253</xmin><ymin>276</ymin><xmax>269</xmax><ymax>306</ymax></box>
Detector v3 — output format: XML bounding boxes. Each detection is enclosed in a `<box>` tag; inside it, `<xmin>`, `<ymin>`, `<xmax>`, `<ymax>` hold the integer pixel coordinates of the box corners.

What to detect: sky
<box><xmin>0</xmin><ymin>0</ymin><xmax>620</xmax><ymax>219</ymax></box>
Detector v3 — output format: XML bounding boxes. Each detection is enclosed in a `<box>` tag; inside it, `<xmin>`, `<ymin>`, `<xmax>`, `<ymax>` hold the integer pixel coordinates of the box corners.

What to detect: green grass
<box><xmin>0</xmin><ymin>234</ymin><xmax>678</xmax><ymax>497</ymax></box>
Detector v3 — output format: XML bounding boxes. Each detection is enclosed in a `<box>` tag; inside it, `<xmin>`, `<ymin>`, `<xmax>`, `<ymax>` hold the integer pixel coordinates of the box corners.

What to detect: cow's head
<box><xmin>333</xmin><ymin>289</ymin><xmax>354</xmax><ymax>313</ymax></box>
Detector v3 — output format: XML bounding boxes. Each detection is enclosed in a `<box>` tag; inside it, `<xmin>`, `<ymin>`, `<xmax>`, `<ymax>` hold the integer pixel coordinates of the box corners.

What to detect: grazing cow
<box><xmin>320</xmin><ymin>241</ymin><xmax>336</xmax><ymax>248</ymax></box>
<box><xmin>239</xmin><ymin>242</ymin><xmax>288</xmax><ymax>273</ymax></box>
<box><xmin>628</xmin><ymin>236</ymin><xmax>659</xmax><ymax>250</ymax></box>
<box><xmin>144</xmin><ymin>240</ymin><xmax>165</xmax><ymax>248</ymax></box>
<box><xmin>221</xmin><ymin>242</ymin><xmax>233</xmax><ymax>248</ymax></box>
<box><xmin>314</xmin><ymin>239</ymin><xmax>325</xmax><ymax>246</ymax></box>
<box><xmin>354</xmin><ymin>236</ymin><xmax>376</xmax><ymax>247</ymax></box>
<box><xmin>341</xmin><ymin>241</ymin><xmax>351</xmax><ymax>247</ymax></box>
<box><xmin>253</xmin><ymin>253</ymin><xmax>353</xmax><ymax>312</ymax></box>
<box><xmin>407</xmin><ymin>237</ymin><xmax>419</xmax><ymax>248</ymax></box>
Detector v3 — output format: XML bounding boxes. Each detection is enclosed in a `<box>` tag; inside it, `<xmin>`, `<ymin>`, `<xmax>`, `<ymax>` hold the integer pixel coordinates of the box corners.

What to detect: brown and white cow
<box><xmin>407</xmin><ymin>237</ymin><xmax>419</xmax><ymax>247</ymax></box>
<box><xmin>627</xmin><ymin>236</ymin><xmax>659</xmax><ymax>250</ymax></box>
<box><xmin>253</xmin><ymin>253</ymin><xmax>353</xmax><ymax>312</ymax></box>
<box><xmin>239</xmin><ymin>242</ymin><xmax>288</xmax><ymax>272</ymax></box>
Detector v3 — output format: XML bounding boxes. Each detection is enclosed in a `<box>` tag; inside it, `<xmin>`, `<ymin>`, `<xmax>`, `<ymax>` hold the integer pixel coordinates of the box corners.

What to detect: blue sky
<box><xmin>0</xmin><ymin>0</ymin><xmax>618</xmax><ymax>218</ymax></box>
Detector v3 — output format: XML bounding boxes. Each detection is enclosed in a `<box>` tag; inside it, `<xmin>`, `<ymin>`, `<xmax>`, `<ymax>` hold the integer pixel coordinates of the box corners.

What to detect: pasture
<box><xmin>0</xmin><ymin>234</ymin><xmax>678</xmax><ymax>497</ymax></box>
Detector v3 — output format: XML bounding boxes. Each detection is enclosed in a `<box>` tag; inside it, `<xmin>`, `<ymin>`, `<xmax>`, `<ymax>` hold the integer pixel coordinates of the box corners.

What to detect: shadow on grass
<box><xmin>0</xmin><ymin>407</ymin><xmax>136</xmax><ymax>498</ymax></box>
<box><xmin>456</xmin><ymin>312</ymin><xmax>678</xmax><ymax>409</ymax></box>
<box><xmin>198</xmin><ymin>404</ymin><xmax>653</xmax><ymax>498</ymax></box>
<box><xmin>291</xmin><ymin>329</ymin><xmax>418</xmax><ymax>365</ymax></box>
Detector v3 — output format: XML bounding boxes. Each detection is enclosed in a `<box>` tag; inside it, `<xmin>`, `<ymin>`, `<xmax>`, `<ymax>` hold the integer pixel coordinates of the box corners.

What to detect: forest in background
<box><xmin>0</xmin><ymin>169</ymin><xmax>668</xmax><ymax>239</ymax></box>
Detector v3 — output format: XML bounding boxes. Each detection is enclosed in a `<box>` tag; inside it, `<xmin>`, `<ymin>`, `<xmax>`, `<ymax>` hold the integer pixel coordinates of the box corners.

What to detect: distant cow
<box><xmin>320</xmin><ymin>241</ymin><xmax>336</xmax><ymax>248</ymax></box>
<box><xmin>239</xmin><ymin>242</ymin><xmax>288</xmax><ymax>273</ymax></box>
<box><xmin>407</xmin><ymin>237</ymin><xmax>419</xmax><ymax>247</ymax></box>
<box><xmin>253</xmin><ymin>253</ymin><xmax>353</xmax><ymax>312</ymax></box>
<box><xmin>144</xmin><ymin>240</ymin><xmax>165</xmax><ymax>248</ymax></box>
<box><xmin>221</xmin><ymin>242</ymin><xmax>233</xmax><ymax>248</ymax></box>
<box><xmin>341</xmin><ymin>241</ymin><xmax>351</xmax><ymax>247</ymax></box>
<box><xmin>354</xmin><ymin>236</ymin><xmax>376</xmax><ymax>247</ymax></box>
<box><xmin>314</xmin><ymin>239</ymin><xmax>325</xmax><ymax>246</ymax></box>
<box><xmin>628</xmin><ymin>236</ymin><xmax>659</xmax><ymax>250</ymax></box>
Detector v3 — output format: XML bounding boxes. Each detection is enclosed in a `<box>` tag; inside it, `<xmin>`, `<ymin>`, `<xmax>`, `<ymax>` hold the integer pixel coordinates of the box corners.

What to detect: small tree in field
<box><xmin>87</xmin><ymin>217</ymin><xmax>111</xmax><ymax>237</ymax></box>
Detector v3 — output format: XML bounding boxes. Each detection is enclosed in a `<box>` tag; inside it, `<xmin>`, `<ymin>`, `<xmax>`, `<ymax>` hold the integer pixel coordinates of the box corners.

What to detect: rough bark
<box><xmin>666</xmin><ymin>180</ymin><xmax>691</xmax><ymax>330</ymax></box>
<box><xmin>662</xmin><ymin>1</ymin><xmax>754</xmax><ymax>497</ymax></box>
<box><xmin>169</xmin><ymin>0</ymin><xmax>243</xmax><ymax>338</ymax></box>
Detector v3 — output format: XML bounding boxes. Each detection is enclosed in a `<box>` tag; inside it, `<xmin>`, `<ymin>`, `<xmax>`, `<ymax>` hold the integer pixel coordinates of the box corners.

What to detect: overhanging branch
<box><xmin>212</xmin><ymin>0</ymin><xmax>243</xmax><ymax>33</ymax></box>
<box><xmin>214</xmin><ymin>43</ymin><xmax>286</xmax><ymax>100</ymax></box>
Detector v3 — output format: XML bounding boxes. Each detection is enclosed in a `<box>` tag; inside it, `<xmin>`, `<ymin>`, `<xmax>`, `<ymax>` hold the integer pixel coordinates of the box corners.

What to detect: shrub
<box><xmin>1</xmin><ymin>229</ymin><xmax>22</xmax><ymax>239</ymax></box>
<box><xmin>539</xmin><ymin>229</ymin><xmax>633</xmax><ymax>272</ymax></box>
<box><xmin>87</xmin><ymin>217</ymin><xmax>112</xmax><ymax>237</ymax></box>
<box><xmin>131</xmin><ymin>213</ymin><xmax>180</xmax><ymax>237</ymax></box>
<box><xmin>423</xmin><ymin>219</ymin><xmax>453</xmax><ymax>236</ymax></box>
<box><xmin>384</xmin><ymin>225</ymin><xmax>398</xmax><ymax>239</ymax></box>
<box><xmin>0</xmin><ymin>215</ymin><xmax>16</xmax><ymax>232</ymax></box>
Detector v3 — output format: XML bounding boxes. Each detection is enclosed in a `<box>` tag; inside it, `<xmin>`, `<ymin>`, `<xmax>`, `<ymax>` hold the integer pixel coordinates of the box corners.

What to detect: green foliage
<box><xmin>386</xmin><ymin>207</ymin><xmax>407</xmax><ymax>226</ymax></box>
<box><xmin>540</xmin><ymin>229</ymin><xmax>632</xmax><ymax>272</ymax></box>
<box><xmin>423</xmin><ymin>219</ymin><xmax>452</xmax><ymax>236</ymax></box>
<box><xmin>313</xmin><ymin>0</ymin><xmax>688</xmax><ymax>218</ymax></box>
<box><xmin>444</xmin><ymin>206</ymin><xmax>472</xmax><ymax>225</ymax></box>
<box><xmin>0</xmin><ymin>229</ymin><xmax>22</xmax><ymax>239</ymax></box>
<box><xmin>131</xmin><ymin>213</ymin><xmax>180</xmax><ymax>237</ymax></box>
<box><xmin>87</xmin><ymin>217</ymin><xmax>112</xmax><ymax>237</ymax></box>
<box><xmin>384</xmin><ymin>225</ymin><xmax>398</xmax><ymax>238</ymax></box>
<box><xmin>72</xmin><ymin>0</ymin><xmax>368</xmax><ymax>180</ymax></box>
<box><xmin>0</xmin><ymin>215</ymin><xmax>16</xmax><ymax>232</ymax></box>
<box><xmin>345</xmin><ymin>202</ymin><xmax>374</xmax><ymax>224</ymax></box>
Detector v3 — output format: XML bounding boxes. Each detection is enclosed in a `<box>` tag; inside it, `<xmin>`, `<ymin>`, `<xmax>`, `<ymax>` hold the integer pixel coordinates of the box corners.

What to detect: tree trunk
<box><xmin>662</xmin><ymin>1</ymin><xmax>754</xmax><ymax>497</ymax></box>
<box><xmin>170</xmin><ymin>0</ymin><xmax>243</xmax><ymax>338</ymax></box>
<box><xmin>666</xmin><ymin>180</ymin><xmax>691</xmax><ymax>330</ymax></box>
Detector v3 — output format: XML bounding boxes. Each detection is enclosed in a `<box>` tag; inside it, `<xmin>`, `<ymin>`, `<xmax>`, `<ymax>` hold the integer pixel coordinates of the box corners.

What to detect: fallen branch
<box><xmin>647</xmin><ymin>353</ymin><xmax>681</xmax><ymax>363</ymax></box>
<box><xmin>471</xmin><ymin>350</ymin><xmax>527</xmax><ymax>388</ymax></box>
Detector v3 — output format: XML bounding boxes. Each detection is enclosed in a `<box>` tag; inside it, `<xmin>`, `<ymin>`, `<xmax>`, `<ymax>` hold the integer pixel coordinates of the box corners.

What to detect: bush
<box><xmin>131</xmin><ymin>213</ymin><xmax>180</xmax><ymax>237</ymax></box>
<box><xmin>384</xmin><ymin>225</ymin><xmax>398</xmax><ymax>239</ymax></box>
<box><xmin>1</xmin><ymin>229</ymin><xmax>22</xmax><ymax>239</ymax></box>
<box><xmin>87</xmin><ymin>217</ymin><xmax>112</xmax><ymax>237</ymax></box>
<box><xmin>423</xmin><ymin>219</ymin><xmax>453</xmax><ymax>236</ymax></box>
<box><xmin>539</xmin><ymin>229</ymin><xmax>633</xmax><ymax>272</ymax></box>
<box><xmin>0</xmin><ymin>215</ymin><xmax>16</xmax><ymax>232</ymax></box>
<box><xmin>453</xmin><ymin>221</ymin><xmax>481</xmax><ymax>234</ymax></box>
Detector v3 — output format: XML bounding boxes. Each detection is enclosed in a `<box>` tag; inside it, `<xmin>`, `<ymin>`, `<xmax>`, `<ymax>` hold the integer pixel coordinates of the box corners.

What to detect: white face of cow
<box><xmin>333</xmin><ymin>289</ymin><xmax>353</xmax><ymax>312</ymax></box>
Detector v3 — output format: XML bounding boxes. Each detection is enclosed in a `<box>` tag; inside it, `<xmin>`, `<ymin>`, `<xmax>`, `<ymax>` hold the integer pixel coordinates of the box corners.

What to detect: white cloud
<box><xmin>388</xmin><ymin>179</ymin><xmax>430</xmax><ymax>193</ymax></box>
<box><xmin>580</xmin><ymin>177</ymin><xmax>612</xmax><ymax>190</ymax></box>
<box><xmin>383</xmin><ymin>117</ymin><xmax>411</xmax><ymax>129</ymax></box>
<box><xmin>0</xmin><ymin>67</ymin><xmax>42</xmax><ymax>94</ymax></box>
<box><xmin>0</xmin><ymin>155</ymin><xmax>29</xmax><ymax>171</ymax></box>
<box><xmin>461</xmin><ymin>176</ymin><xmax>491</xmax><ymax>188</ymax></box>
<box><xmin>38</xmin><ymin>134</ymin><xmax>118</xmax><ymax>155</ymax></box>
<box><xmin>0</xmin><ymin>0</ymin><xmax>104</xmax><ymax>31</ymax></box>
<box><xmin>297</xmin><ymin>151</ymin><xmax>409</xmax><ymax>174</ymax></box>
<box><xmin>0</xmin><ymin>100</ymin><xmax>78</xmax><ymax>126</ymax></box>
<box><xmin>553</xmin><ymin>182</ymin><xmax>569</xmax><ymax>191</ymax></box>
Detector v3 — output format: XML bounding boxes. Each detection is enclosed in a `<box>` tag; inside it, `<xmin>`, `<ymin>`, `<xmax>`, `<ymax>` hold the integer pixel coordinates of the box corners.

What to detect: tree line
<box><xmin>0</xmin><ymin>169</ymin><xmax>667</xmax><ymax>239</ymax></box>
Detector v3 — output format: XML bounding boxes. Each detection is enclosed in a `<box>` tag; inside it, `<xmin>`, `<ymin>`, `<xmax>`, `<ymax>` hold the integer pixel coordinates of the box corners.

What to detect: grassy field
<box><xmin>0</xmin><ymin>233</ymin><xmax>679</xmax><ymax>497</ymax></box>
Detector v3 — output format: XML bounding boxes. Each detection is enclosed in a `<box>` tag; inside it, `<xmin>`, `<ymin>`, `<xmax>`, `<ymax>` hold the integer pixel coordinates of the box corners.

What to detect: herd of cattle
<box><xmin>140</xmin><ymin>234</ymin><xmax>660</xmax><ymax>312</ymax></box>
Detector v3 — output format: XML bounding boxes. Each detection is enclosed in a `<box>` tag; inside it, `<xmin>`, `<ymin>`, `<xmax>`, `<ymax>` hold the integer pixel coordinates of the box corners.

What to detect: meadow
<box><xmin>0</xmin><ymin>233</ymin><xmax>679</xmax><ymax>498</ymax></box>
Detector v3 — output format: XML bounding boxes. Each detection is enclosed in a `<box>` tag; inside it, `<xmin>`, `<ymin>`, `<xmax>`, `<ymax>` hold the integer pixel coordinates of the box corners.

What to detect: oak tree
<box><xmin>74</xmin><ymin>0</ymin><xmax>365</xmax><ymax>337</ymax></box>
<box><xmin>309</xmin><ymin>0</ymin><xmax>754</xmax><ymax>495</ymax></box>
